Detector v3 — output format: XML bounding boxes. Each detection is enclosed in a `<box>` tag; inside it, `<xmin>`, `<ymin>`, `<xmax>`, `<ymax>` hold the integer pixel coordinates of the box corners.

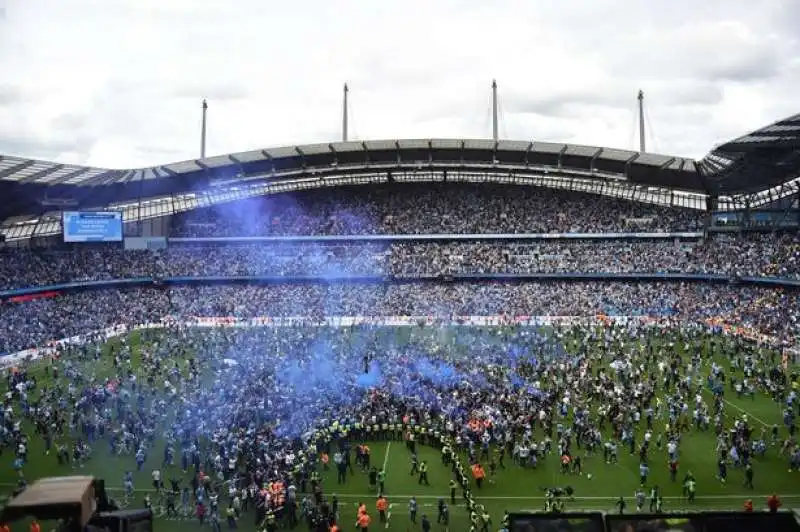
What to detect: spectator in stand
<box><xmin>1</xmin><ymin>234</ymin><xmax>798</xmax><ymax>292</ymax></box>
<box><xmin>169</xmin><ymin>185</ymin><xmax>704</xmax><ymax>237</ymax></box>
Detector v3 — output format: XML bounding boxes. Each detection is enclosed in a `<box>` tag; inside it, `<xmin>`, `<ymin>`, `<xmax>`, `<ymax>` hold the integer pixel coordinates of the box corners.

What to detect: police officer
<box><xmin>418</xmin><ymin>460</ymin><xmax>429</xmax><ymax>485</ymax></box>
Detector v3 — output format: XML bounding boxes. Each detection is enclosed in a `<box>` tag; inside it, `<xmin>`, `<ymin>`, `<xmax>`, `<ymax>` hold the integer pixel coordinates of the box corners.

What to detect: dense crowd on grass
<box><xmin>2</xmin><ymin>321</ymin><xmax>798</xmax><ymax>531</ymax></box>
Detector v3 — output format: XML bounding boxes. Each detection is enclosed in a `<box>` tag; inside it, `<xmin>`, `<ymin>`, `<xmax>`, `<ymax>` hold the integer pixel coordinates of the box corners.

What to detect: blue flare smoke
<box><xmin>356</xmin><ymin>360</ymin><xmax>383</xmax><ymax>388</ymax></box>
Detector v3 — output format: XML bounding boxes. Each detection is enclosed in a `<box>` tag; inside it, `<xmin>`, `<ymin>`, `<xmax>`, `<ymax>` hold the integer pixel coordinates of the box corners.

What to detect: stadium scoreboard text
<box><xmin>62</xmin><ymin>211</ymin><xmax>123</xmax><ymax>242</ymax></box>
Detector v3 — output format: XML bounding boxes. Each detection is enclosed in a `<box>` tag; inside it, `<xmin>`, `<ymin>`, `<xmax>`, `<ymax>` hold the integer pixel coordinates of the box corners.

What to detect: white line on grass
<box><xmin>382</xmin><ymin>442</ymin><xmax>391</xmax><ymax>526</ymax></box>
<box><xmin>720</xmin><ymin>397</ymin><xmax>771</xmax><ymax>427</ymax></box>
<box><xmin>382</xmin><ymin>441</ymin><xmax>392</xmax><ymax>472</ymax></box>
<box><xmin>699</xmin><ymin>367</ymin><xmax>772</xmax><ymax>428</ymax></box>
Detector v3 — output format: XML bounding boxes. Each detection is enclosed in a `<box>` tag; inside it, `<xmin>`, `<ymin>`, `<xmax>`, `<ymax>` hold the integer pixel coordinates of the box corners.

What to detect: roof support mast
<box><xmin>342</xmin><ymin>83</ymin><xmax>349</xmax><ymax>142</ymax></box>
<box><xmin>492</xmin><ymin>80</ymin><xmax>499</xmax><ymax>142</ymax></box>
<box><xmin>201</xmin><ymin>99</ymin><xmax>208</xmax><ymax>159</ymax></box>
<box><xmin>637</xmin><ymin>89</ymin><xmax>646</xmax><ymax>153</ymax></box>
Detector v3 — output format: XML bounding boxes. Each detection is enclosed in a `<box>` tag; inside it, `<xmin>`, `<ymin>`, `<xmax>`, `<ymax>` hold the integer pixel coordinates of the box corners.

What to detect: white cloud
<box><xmin>0</xmin><ymin>0</ymin><xmax>797</xmax><ymax>168</ymax></box>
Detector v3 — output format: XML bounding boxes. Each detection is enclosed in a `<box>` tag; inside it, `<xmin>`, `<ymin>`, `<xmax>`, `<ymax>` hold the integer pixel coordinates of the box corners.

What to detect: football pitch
<box><xmin>1</xmin><ymin>325</ymin><xmax>798</xmax><ymax>532</ymax></box>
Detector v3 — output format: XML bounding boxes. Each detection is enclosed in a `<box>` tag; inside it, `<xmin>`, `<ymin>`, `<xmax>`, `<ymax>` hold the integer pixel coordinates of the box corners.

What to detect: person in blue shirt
<box><xmin>135</xmin><ymin>448</ymin><xmax>146</xmax><ymax>471</ymax></box>
<box><xmin>12</xmin><ymin>457</ymin><xmax>24</xmax><ymax>478</ymax></box>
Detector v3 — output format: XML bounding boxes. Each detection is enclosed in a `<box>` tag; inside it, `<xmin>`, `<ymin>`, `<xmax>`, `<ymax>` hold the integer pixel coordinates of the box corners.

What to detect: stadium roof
<box><xmin>0</xmin><ymin>113</ymin><xmax>798</xmax><ymax>223</ymax></box>
<box><xmin>698</xmin><ymin>113</ymin><xmax>800</xmax><ymax>195</ymax></box>
<box><xmin>714</xmin><ymin>113</ymin><xmax>800</xmax><ymax>152</ymax></box>
<box><xmin>0</xmin><ymin>140</ymin><xmax>698</xmax><ymax>188</ymax></box>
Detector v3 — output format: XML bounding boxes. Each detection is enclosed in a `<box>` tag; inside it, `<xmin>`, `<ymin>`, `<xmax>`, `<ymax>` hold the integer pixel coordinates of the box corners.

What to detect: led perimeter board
<box><xmin>62</xmin><ymin>211</ymin><xmax>123</xmax><ymax>242</ymax></box>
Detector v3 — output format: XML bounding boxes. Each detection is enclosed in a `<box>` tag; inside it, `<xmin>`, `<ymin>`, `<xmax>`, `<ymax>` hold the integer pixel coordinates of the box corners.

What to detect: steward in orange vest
<box><xmin>376</xmin><ymin>495</ymin><xmax>389</xmax><ymax>522</ymax></box>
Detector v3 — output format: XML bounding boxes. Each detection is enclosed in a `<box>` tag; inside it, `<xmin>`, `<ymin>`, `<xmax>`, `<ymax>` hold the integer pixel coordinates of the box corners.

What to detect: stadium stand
<box><xmin>168</xmin><ymin>186</ymin><xmax>705</xmax><ymax>237</ymax></box>
<box><xmin>0</xmin><ymin>234</ymin><xmax>798</xmax><ymax>291</ymax></box>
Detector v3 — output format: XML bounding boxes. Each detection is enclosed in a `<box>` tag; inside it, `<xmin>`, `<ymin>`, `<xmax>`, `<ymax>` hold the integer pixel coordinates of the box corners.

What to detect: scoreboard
<box><xmin>62</xmin><ymin>211</ymin><xmax>123</xmax><ymax>242</ymax></box>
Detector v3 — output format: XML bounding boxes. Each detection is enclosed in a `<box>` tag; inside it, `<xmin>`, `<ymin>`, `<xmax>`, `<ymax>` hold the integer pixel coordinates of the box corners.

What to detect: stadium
<box><xmin>0</xmin><ymin>80</ymin><xmax>799</xmax><ymax>532</ymax></box>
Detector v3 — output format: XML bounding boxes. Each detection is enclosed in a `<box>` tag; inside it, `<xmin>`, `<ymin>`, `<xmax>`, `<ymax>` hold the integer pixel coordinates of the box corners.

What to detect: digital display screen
<box><xmin>62</xmin><ymin>211</ymin><xmax>123</xmax><ymax>242</ymax></box>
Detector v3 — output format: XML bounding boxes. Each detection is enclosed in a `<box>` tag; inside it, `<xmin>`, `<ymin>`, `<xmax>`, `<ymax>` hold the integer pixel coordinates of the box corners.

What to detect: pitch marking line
<box><xmin>382</xmin><ymin>441</ymin><xmax>392</xmax><ymax>472</ymax></box>
<box><xmin>381</xmin><ymin>441</ymin><xmax>391</xmax><ymax>530</ymax></box>
<box><xmin>720</xmin><ymin>397</ymin><xmax>771</xmax><ymax>428</ymax></box>
<box><xmin>699</xmin><ymin>368</ymin><xmax>772</xmax><ymax>428</ymax></box>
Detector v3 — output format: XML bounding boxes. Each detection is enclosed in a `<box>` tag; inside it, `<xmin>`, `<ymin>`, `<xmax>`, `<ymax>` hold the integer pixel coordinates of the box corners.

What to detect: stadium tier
<box><xmin>0</xmin><ymin>121</ymin><xmax>799</xmax><ymax>532</ymax></box>
<box><xmin>0</xmin><ymin>235</ymin><xmax>798</xmax><ymax>291</ymax></box>
<box><xmin>168</xmin><ymin>186</ymin><xmax>706</xmax><ymax>237</ymax></box>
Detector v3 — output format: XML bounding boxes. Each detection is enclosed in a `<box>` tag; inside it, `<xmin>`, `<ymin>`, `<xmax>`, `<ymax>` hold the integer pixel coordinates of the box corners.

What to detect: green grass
<box><xmin>1</xmin><ymin>325</ymin><xmax>798</xmax><ymax>531</ymax></box>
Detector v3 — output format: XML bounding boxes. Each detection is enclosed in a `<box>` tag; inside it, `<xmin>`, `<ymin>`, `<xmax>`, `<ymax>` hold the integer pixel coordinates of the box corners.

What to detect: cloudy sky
<box><xmin>0</xmin><ymin>0</ymin><xmax>798</xmax><ymax>169</ymax></box>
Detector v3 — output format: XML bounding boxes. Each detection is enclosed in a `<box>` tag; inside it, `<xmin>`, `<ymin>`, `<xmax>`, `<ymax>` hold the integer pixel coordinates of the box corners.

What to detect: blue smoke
<box><xmin>410</xmin><ymin>358</ymin><xmax>462</xmax><ymax>387</ymax></box>
<box><xmin>356</xmin><ymin>360</ymin><xmax>383</xmax><ymax>388</ymax></box>
<box><xmin>159</xmin><ymin>191</ymin><xmax>582</xmax><ymax>440</ymax></box>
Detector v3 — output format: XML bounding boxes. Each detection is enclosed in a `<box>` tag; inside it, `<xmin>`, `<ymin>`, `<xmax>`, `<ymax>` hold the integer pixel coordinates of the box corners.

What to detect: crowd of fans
<box><xmin>0</xmin><ymin>234</ymin><xmax>797</xmax><ymax>291</ymax></box>
<box><xmin>1</xmin><ymin>283</ymin><xmax>798</xmax><ymax>354</ymax></box>
<box><xmin>170</xmin><ymin>185</ymin><xmax>705</xmax><ymax>236</ymax></box>
<box><xmin>389</xmin><ymin>235</ymin><xmax>800</xmax><ymax>279</ymax></box>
